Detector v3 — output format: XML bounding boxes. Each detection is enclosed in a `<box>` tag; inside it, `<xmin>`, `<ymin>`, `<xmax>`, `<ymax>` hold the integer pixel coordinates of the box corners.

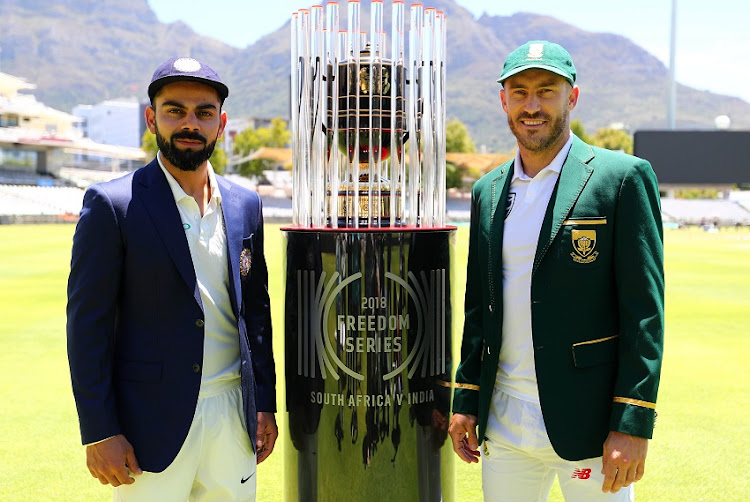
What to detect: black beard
<box><xmin>155</xmin><ymin>125</ymin><xmax>217</xmax><ymax>172</ymax></box>
<box><xmin>508</xmin><ymin>110</ymin><xmax>568</xmax><ymax>152</ymax></box>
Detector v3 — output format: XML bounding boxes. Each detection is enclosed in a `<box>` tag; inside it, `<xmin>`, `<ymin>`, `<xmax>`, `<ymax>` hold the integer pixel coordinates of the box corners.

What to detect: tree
<box><xmin>445</xmin><ymin>162</ymin><xmax>463</xmax><ymax>189</ymax></box>
<box><xmin>445</xmin><ymin>118</ymin><xmax>476</xmax><ymax>153</ymax></box>
<box><xmin>208</xmin><ymin>146</ymin><xmax>227</xmax><ymax>174</ymax></box>
<box><xmin>233</xmin><ymin>117</ymin><xmax>291</xmax><ymax>178</ymax></box>
<box><xmin>140</xmin><ymin>129</ymin><xmax>228</xmax><ymax>174</ymax></box>
<box><xmin>590</xmin><ymin>128</ymin><xmax>633</xmax><ymax>155</ymax></box>
<box><xmin>141</xmin><ymin>129</ymin><xmax>157</xmax><ymax>158</ymax></box>
<box><xmin>570</xmin><ymin>119</ymin><xmax>592</xmax><ymax>143</ymax></box>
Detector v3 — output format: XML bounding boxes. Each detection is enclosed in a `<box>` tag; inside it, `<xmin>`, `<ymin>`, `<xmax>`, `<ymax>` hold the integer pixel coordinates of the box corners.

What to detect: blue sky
<box><xmin>148</xmin><ymin>0</ymin><xmax>749</xmax><ymax>104</ymax></box>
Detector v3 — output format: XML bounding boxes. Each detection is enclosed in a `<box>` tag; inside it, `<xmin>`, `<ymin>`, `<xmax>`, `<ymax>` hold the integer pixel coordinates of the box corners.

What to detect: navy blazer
<box><xmin>67</xmin><ymin>159</ymin><xmax>276</xmax><ymax>472</ymax></box>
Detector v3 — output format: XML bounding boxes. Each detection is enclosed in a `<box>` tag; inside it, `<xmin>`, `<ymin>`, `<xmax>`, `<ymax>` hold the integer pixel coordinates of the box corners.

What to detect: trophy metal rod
<box><xmin>421</xmin><ymin>7</ymin><xmax>436</xmax><ymax>228</ymax></box>
<box><xmin>295</xmin><ymin>8</ymin><xmax>313</xmax><ymax>226</ymax></box>
<box><xmin>311</xmin><ymin>5</ymin><xmax>326</xmax><ymax>228</ymax></box>
<box><xmin>407</xmin><ymin>3</ymin><xmax>423</xmax><ymax>228</ymax></box>
<box><xmin>326</xmin><ymin>2</ymin><xmax>340</xmax><ymax>229</ymax></box>
<box><xmin>436</xmin><ymin>11</ymin><xmax>447</xmax><ymax>228</ymax></box>
<box><xmin>291</xmin><ymin>11</ymin><xmax>300</xmax><ymax>226</ymax></box>
<box><xmin>368</xmin><ymin>0</ymin><xmax>383</xmax><ymax>228</ymax></box>
<box><xmin>348</xmin><ymin>0</ymin><xmax>361</xmax><ymax>228</ymax></box>
<box><xmin>391</xmin><ymin>0</ymin><xmax>405</xmax><ymax>229</ymax></box>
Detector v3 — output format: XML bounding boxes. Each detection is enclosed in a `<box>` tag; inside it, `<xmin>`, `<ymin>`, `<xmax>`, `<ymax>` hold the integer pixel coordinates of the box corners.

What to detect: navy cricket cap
<box><xmin>148</xmin><ymin>57</ymin><xmax>229</xmax><ymax>102</ymax></box>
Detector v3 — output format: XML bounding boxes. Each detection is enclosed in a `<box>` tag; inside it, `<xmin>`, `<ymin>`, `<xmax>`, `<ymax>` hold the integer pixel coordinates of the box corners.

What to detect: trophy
<box><xmin>285</xmin><ymin>3</ymin><xmax>454</xmax><ymax>500</ymax></box>
<box><xmin>291</xmin><ymin>0</ymin><xmax>447</xmax><ymax>228</ymax></box>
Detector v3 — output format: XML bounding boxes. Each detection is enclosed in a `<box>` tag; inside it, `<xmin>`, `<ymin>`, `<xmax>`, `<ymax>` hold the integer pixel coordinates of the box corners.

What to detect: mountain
<box><xmin>2</xmin><ymin>0</ymin><xmax>748</xmax><ymax>152</ymax></box>
<box><xmin>0</xmin><ymin>0</ymin><xmax>236</xmax><ymax>112</ymax></box>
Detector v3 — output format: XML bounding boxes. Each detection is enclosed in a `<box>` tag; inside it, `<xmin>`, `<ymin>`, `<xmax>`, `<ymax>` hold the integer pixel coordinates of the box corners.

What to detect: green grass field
<box><xmin>1</xmin><ymin>224</ymin><xmax>748</xmax><ymax>501</ymax></box>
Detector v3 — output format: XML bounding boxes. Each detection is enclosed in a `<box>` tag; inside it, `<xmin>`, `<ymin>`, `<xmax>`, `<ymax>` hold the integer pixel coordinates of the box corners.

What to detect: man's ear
<box><xmin>145</xmin><ymin>106</ymin><xmax>157</xmax><ymax>134</ymax></box>
<box><xmin>218</xmin><ymin>111</ymin><xmax>228</xmax><ymax>139</ymax></box>
<box><xmin>568</xmin><ymin>85</ymin><xmax>580</xmax><ymax>111</ymax></box>
<box><xmin>500</xmin><ymin>89</ymin><xmax>508</xmax><ymax>113</ymax></box>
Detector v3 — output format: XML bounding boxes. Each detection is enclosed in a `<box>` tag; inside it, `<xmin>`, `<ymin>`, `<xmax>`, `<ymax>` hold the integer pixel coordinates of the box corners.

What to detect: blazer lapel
<box><xmin>218</xmin><ymin>177</ymin><xmax>243</xmax><ymax>318</ymax></box>
<box><xmin>489</xmin><ymin>162</ymin><xmax>514</xmax><ymax>228</ymax></box>
<box><xmin>136</xmin><ymin>161</ymin><xmax>202</xmax><ymax>309</ymax></box>
<box><xmin>488</xmin><ymin>161</ymin><xmax>513</xmax><ymax>312</ymax></box>
<box><xmin>533</xmin><ymin>137</ymin><xmax>595</xmax><ymax>275</ymax></box>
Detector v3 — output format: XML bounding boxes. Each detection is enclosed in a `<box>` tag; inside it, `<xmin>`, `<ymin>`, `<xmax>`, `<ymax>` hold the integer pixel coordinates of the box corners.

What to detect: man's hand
<box><xmin>256</xmin><ymin>412</ymin><xmax>278</xmax><ymax>464</ymax></box>
<box><xmin>448</xmin><ymin>413</ymin><xmax>480</xmax><ymax>463</ymax></box>
<box><xmin>601</xmin><ymin>431</ymin><xmax>648</xmax><ymax>493</ymax></box>
<box><xmin>86</xmin><ymin>434</ymin><xmax>142</xmax><ymax>487</ymax></box>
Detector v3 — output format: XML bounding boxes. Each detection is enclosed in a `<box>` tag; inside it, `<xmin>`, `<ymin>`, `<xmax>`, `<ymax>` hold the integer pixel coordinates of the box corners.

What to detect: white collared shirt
<box><xmin>158</xmin><ymin>154</ymin><xmax>240</xmax><ymax>395</ymax></box>
<box><xmin>496</xmin><ymin>135</ymin><xmax>574</xmax><ymax>403</ymax></box>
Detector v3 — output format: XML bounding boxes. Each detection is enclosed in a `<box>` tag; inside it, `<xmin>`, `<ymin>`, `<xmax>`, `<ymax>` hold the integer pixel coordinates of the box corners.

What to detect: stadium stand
<box><xmin>1</xmin><ymin>168</ymin><xmax>749</xmax><ymax>226</ymax></box>
<box><xmin>0</xmin><ymin>169</ymin><xmax>46</xmax><ymax>186</ymax></box>
<box><xmin>729</xmin><ymin>191</ymin><xmax>750</xmax><ymax>213</ymax></box>
<box><xmin>660</xmin><ymin>198</ymin><xmax>750</xmax><ymax>227</ymax></box>
<box><xmin>58</xmin><ymin>167</ymin><xmax>131</xmax><ymax>187</ymax></box>
<box><xmin>0</xmin><ymin>184</ymin><xmax>85</xmax><ymax>224</ymax></box>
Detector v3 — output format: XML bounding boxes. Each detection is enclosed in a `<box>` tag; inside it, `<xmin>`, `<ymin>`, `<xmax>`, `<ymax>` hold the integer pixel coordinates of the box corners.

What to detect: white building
<box><xmin>0</xmin><ymin>72</ymin><xmax>83</xmax><ymax>140</ymax></box>
<box><xmin>0</xmin><ymin>71</ymin><xmax>145</xmax><ymax>182</ymax></box>
<box><xmin>73</xmin><ymin>98</ymin><xmax>146</xmax><ymax>149</ymax></box>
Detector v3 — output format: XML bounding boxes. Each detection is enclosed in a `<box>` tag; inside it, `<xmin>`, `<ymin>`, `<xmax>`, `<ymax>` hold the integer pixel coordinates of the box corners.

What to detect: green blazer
<box><xmin>453</xmin><ymin>135</ymin><xmax>664</xmax><ymax>461</ymax></box>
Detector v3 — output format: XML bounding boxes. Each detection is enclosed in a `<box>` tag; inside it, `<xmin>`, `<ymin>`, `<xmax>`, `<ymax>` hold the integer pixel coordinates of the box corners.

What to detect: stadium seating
<box><xmin>0</xmin><ymin>184</ymin><xmax>85</xmax><ymax>223</ymax></box>
<box><xmin>660</xmin><ymin>198</ymin><xmax>750</xmax><ymax>226</ymax></box>
<box><xmin>1</xmin><ymin>180</ymin><xmax>749</xmax><ymax>227</ymax></box>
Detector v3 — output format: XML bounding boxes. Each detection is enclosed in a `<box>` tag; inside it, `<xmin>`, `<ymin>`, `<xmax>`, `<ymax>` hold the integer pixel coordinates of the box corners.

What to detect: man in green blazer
<box><xmin>448</xmin><ymin>41</ymin><xmax>664</xmax><ymax>501</ymax></box>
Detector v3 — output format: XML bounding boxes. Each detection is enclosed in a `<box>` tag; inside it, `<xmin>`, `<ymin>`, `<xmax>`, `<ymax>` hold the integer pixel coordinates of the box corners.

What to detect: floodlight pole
<box><xmin>667</xmin><ymin>0</ymin><xmax>677</xmax><ymax>129</ymax></box>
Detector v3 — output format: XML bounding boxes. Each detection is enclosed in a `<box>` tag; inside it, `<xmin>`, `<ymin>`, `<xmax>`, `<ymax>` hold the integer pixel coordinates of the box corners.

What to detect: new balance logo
<box><xmin>571</xmin><ymin>468</ymin><xmax>591</xmax><ymax>480</ymax></box>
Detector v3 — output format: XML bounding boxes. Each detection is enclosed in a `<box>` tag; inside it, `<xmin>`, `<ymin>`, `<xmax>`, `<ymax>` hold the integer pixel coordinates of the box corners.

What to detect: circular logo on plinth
<box><xmin>296</xmin><ymin>269</ymin><xmax>448</xmax><ymax>382</ymax></box>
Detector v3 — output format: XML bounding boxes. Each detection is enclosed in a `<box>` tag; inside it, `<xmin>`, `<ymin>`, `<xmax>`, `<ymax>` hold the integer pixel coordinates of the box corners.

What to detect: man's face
<box><xmin>145</xmin><ymin>81</ymin><xmax>226</xmax><ymax>172</ymax></box>
<box><xmin>500</xmin><ymin>69</ymin><xmax>578</xmax><ymax>153</ymax></box>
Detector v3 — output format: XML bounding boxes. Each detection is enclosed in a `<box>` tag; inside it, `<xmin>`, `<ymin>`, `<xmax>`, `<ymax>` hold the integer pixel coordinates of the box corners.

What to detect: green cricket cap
<box><xmin>497</xmin><ymin>40</ymin><xmax>577</xmax><ymax>86</ymax></box>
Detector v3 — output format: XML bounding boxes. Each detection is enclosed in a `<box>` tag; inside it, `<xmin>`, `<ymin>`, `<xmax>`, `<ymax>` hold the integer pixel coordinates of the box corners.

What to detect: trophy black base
<box><xmin>282</xmin><ymin>227</ymin><xmax>457</xmax><ymax>502</ymax></box>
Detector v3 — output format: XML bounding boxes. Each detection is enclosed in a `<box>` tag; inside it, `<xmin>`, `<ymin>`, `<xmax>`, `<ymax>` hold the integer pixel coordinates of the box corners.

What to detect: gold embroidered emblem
<box><xmin>240</xmin><ymin>248</ymin><xmax>252</xmax><ymax>277</ymax></box>
<box><xmin>570</xmin><ymin>229</ymin><xmax>599</xmax><ymax>264</ymax></box>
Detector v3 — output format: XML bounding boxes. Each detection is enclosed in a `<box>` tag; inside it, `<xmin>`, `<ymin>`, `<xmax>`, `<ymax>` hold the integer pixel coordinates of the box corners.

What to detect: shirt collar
<box><xmin>512</xmin><ymin>133</ymin><xmax>574</xmax><ymax>181</ymax></box>
<box><xmin>157</xmin><ymin>152</ymin><xmax>222</xmax><ymax>205</ymax></box>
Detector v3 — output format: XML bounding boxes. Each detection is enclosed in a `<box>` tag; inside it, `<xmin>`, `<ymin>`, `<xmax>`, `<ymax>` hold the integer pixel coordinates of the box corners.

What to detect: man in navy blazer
<box><xmin>67</xmin><ymin>57</ymin><xmax>277</xmax><ymax>500</ymax></box>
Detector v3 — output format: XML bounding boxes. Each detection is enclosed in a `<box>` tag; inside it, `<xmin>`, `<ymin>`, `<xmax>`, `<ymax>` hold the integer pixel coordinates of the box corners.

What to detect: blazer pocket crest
<box><xmin>240</xmin><ymin>235</ymin><xmax>254</xmax><ymax>278</ymax></box>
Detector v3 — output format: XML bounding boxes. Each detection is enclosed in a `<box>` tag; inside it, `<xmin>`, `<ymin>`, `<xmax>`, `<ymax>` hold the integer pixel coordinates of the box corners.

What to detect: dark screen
<box><xmin>633</xmin><ymin>130</ymin><xmax>750</xmax><ymax>184</ymax></box>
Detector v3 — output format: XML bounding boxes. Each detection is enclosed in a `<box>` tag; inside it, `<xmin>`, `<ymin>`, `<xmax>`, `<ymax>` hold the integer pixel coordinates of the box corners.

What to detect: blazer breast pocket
<box><xmin>571</xmin><ymin>335</ymin><xmax>619</xmax><ymax>368</ymax></box>
<box><xmin>561</xmin><ymin>217</ymin><xmax>608</xmax><ymax>268</ymax></box>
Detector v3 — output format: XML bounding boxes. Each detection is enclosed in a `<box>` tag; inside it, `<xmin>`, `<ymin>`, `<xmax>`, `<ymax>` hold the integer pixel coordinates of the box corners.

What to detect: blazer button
<box><xmin>195</xmin><ymin>319</ymin><xmax>205</xmax><ymax>328</ymax></box>
<box><xmin>192</xmin><ymin>363</ymin><xmax>201</xmax><ymax>373</ymax></box>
